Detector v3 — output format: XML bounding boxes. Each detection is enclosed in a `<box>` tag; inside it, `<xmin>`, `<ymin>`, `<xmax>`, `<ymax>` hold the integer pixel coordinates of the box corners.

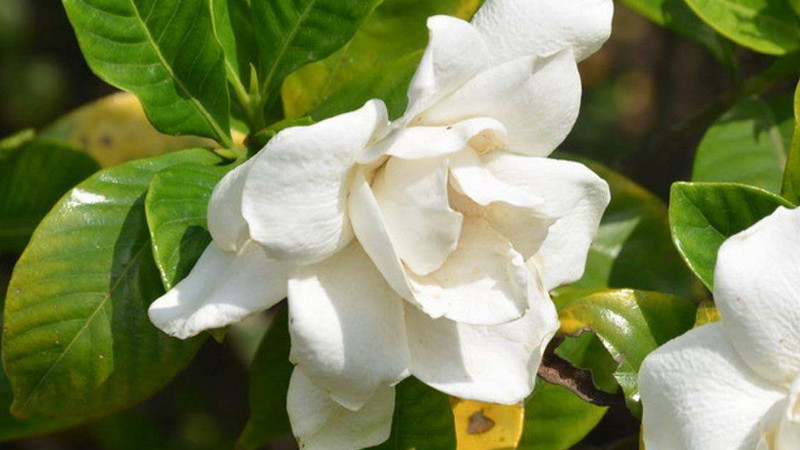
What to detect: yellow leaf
<box><xmin>41</xmin><ymin>92</ymin><xmax>245</xmax><ymax>167</ymax></box>
<box><xmin>451</xmin><ymin>398</ymin><xmax>524</xmax><ymax>450</ymax></box>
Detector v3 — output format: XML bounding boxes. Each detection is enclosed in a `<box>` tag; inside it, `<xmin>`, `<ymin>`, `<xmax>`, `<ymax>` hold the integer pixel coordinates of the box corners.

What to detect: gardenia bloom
<box><xmin>639</xmin><ymin>206</ymin><xmax>800</xmax><ymax>450</ymax></box>
<box><xmin>149</xmin><ymin>0</ymin><xmax>613</xmax><ymax>448</ymax></box>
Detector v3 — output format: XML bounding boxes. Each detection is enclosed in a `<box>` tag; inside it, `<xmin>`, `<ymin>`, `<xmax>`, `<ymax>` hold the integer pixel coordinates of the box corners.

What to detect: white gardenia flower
<box><xmin>149</xmin><ymin>0</ymin><xmax>613</xmax><ymax>448</ymax></box>
<box><xmin>639</xmin><ymin>206</ymin><xmax>800</xmax><ymax>450</ymax></box>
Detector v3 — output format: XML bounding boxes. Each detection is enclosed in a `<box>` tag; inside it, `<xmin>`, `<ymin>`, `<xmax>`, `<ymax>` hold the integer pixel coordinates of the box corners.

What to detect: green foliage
<box><xmin>252</xmin><ymin>0</ymin><xmax>383</xmax><ymax>105</ymax></box>
<box><xmin>683</xmin><ymin>0</ymin><xmax>800</xmax><ymax>55</ymax></box>
<box><xmin>2</xmin><ymin>149</ymin><xmax>221</xmax><ymax>419</ymax></box>
<box><xmin>520</xmin><ymin>380</ymin><xmax>608</xmax><ymax>450</ymax></box>
<box><xmin>559</xmin><ymin>158</ymin><xmax>700</xmax><ymax>301</ymax></box>
<box><xmin>693</xmin><ymin>95</ymin><xmax>793</xmax><ymax>194</ymax></box>
<box><xmin>238</xmin><ymin>310</ymin><xmax>293</xmax><ymax>450</ymax></box>
<box><xmin>372</xmin><ymin>378</ymin><xmax>456</xmax><ymax>450</ymax></box>
<box><xmin>0</xmin><ymin>137</ymin><xmax>100</xmax><ymax>253</ymax></box>
<box><xmin>782</xmin><ymin>80</ymin><xmax>800</xmax><ymax>203</ymax></box>
<box><xmin>556</xmin><ymin>289</ymin><xmax>697</xmax><ymax>418</ymax></box>
<box><xmin>669</xmin><ymin>182</ymin><xmax>793</xmax><ymax>289</ymax></box>
<box><xmin>618</xmin><ymin>0</ymin><xmax>736</xmax><ymax>68</ymax></box>
<box><xmin>210</xmin><ymin>0</ymin><xmax>258</xmax><ymax>92</ymax></box>
<box><xmin>145</xmin><ymin>162</ymin><xmax>234</xmax><ymax>289</ymax></box>
<box><xmin>62</xmin><ymin>0</ymin><xmax>232</xmax><ymax>145</ymax></box>
<box><xmin>282</xmin><ymin>0</ymin><xmax>480</xmax><ymax>118</ymax></box>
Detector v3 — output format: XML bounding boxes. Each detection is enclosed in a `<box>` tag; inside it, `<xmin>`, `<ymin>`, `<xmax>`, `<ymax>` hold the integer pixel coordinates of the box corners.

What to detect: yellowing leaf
<box><xmin>451</xmin><ymin>398</ymin><xmax>523</xmax><ymax>450</ymax></box>
<box><xmin>42</xmin><ymin>93</ymin><xmax>245</xmax><ymax>167</ymax></box>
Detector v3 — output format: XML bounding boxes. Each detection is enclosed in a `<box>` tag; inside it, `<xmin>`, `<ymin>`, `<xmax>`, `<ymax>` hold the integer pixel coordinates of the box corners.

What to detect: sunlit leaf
<box><xmin>2</xmin><ymin>149</ymin><xmax>221</xmax><ymax>418</ymax></box>
<box><xmin>669</xmin><ymin>182</ymin><xmax>793</xmax><ymax>289</ymax></box>
<box><xmin>557</xmin><ymin>289</ymin><xmax>696</xmax><ymax>417</ymax></box>
<box><xmin>782</xmin><ymin>80</ymin><xmax>800</xmax><ymax>203</ymax></box>
<box><xmin>62</xmin><ymin>0</ymin><xmax>232</xmax><ymax>145</ymax></box>
<box><xmin>683</xmin><ymin>0</ymin><xmax>800</xmax><ymax>55</ymax></box>
<box><xmin>693</xmin><ymin>95</ymin><xmax>793</xmax><ymax>194</ymax></box>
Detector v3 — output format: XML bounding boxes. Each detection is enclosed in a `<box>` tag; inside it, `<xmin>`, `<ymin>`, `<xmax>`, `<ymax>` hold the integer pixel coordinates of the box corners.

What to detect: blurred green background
<box><xmin>0</xmin><ymin>0</ymin><xmax>790</xmax><ymax>449</ymax></box>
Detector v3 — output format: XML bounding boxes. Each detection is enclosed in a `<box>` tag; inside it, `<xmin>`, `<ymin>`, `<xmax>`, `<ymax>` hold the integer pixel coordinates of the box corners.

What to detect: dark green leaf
<box><xmin>252</xmin><ymin>0</ymin><xmax>382</xmax><ymax>101</ymax></box>
<box><xmin>282</xmin><ymin>0</ymin><xmax>481</xmax><ymax>118</ymax></box>
<box><xmin>669</xmin><ymin>182</ymin><xmax>793</xmax><ymax>289</ymax></box>
<box><xmin>372</xmin><ymin>378</ymin><xmax>455</xmax><ymax>450</ymax></box>
<box><xmin>782</xmin><ymin>80</ymin><xmax>800</xmax><ymax>203</ymax></box>
<box><xmin>693</xmin><ymin>95</ymin><xmax>793</xmax><ymax>194</ymax></box>
<box><xmin>558</xmin><ymin>158</ymin><xmax>700</xmax><ymax>301</ymax></box>
<box><xmin>683</xmin><ymin>0</ymin><xmax>800</xmax><ymax>55</ymax></box>
<box><xmin>557</xmin><ymin>289</ymin><xmax>697</xmax><ymax>418</ymax></box>
<box><xmin>210</xmin><ymin>0</ymin><xmax>258</xmax><ymax>91</ymax></box>
<box><xmin>2</xmin><ymin>149</ymin><xmax>221</xmax><ymax>418</ymax></box>
<box><xmin>519</xmin><ymin>379</ymin><xmax>607</xmax><ymax>450</ymax></box>
<box><xmin>237</xmin><ymin>309</ymin><xmax>293</xmax><ymax>450</ymax></box>
<box><xmin>556</xmin><ymin>332</ymin><xmax>619</xmax><ymax>394</ymax></box>
<box><xmin>618</xmin><ymin>0</ymin><xmax>736</xmax><ymax>69</ymax></box>
<box><xmin>0</xmin><ymin>138</ymin><xmax>100</xmax><ymax>253</ymax></box>
<box><xmin>63</xmin><ymin>0</ymin><xmax>232</xmax><ymax>145</ymax></box>
<box><xmin>145</xmin><ymin>162</ymin><xmax>233</xmax><ymax>289</ymax></box>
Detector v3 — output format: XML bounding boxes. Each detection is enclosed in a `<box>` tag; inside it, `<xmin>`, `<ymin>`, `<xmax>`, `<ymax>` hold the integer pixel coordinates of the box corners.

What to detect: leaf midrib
<box><xmin>15</xmin><ymin>240</ymin><xmax>149</xmax><ymax>414</ymax></box>
<box><xmin>127</xmin><ymin>0</ymin><xmax>232</xmax><ymax>146</ymax></box>
<box><xmin>260</xmin><ymin>0</ymin><xmax>320</xmax><ymax>96</ymax></box>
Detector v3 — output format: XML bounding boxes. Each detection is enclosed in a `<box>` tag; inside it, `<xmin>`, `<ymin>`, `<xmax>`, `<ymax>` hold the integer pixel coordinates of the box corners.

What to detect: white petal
<box><xmin>405</xmin><ymin>15</ymin><xmax>492</xmax><ymax>119</ymax></box>
<box><xmin>148</xmin><ymin>241</ymin><xmax>289</xmax><ymax>339</ymax></box>
<box><xmin>287</xmin><ymin>369</ymin><xmax>394</xmax><ymax>450</ymax></box>
<box><xmin>348</xmin><ymin>171</ymin><xmax>416</xmax><ymax>302</ymax></box>
<box><xmin>242</xmin><ymin>100</ymin><xmax>388</xmax><ymax>264</ymax></box>
<box><xmin>372</xmin><ymin>156</ymin><xmax>463</xmax><ymax>275</ymax></box>
<box><xmin>358</xmin><ymin>117</ymin><xmax>507</xmax><ymax>164</ymax></box>
<box><xmin>405</xmin><ymin>263</ymin><xmax>558</xmax><ymax>404</ymax></box>
<box><xmin>288</xmin><ymin>241</ymin><xmax>410</xmax><ymax>410</ymax></box>
<box><xmin>639</xmin><ymin>323</ymin><xmax>786</xmax><ymax>450</ymax></box>
<box><xmin>472</xmin><ymin>0</ymin><xmax>613</xmax><ymax>63</ymax></box>
<box><xmin>207</xmin><ymin>161</ymin><xmax>251</xmax><ymax>252</ymax></box>
<box><xmin>418</xmin><ymin>51</ymin><xmax>582</xmax><ymax>157</ymax></box>
<box><xmin>714</xmin><ymin>206</ymin><xmax>800</xmax><ymax>385</ymax></box>
<box><xmin>483</xmin><ymin>154</ymin><xmax>610</xmax><ymax>290</ymax></box>
<box><xmin>450</xmin><ymin>149</ymin><xmax>544</xmax><ymax>209</ymax></box>
<box><xmin>406</xmin><ymin>217</ymin><xmax>532</xmax><ymax>325</ymax></box>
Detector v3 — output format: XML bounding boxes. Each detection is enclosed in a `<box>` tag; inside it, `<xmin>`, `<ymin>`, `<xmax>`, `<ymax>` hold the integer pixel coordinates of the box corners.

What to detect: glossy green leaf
<box><xmin>237</xmin><ymin>310</ymin><xmax>293</xmax><ymax>450</ymax></box>
<box><xmin>556</xmin><ymin>332</ymin><xmax>620</xmax><ymax>394</ymax></box>
<box><xmin>2</xmin><ymin>149</ymin><xmax>221</xmax><ymax>419</ymax></box>
<box><xmin>557</xmin><ymin>289</ymin><xmax>697</xmax><ymax>418</ymax></box>
<box><xmin>282</xmin><ymin>0</ymin><xmax>481</xmax><ymax>118</ymax></box>
<box><xmin>669</xmin><ymin>182</ymin><xmax>793</xmax><ymax>290</ymax></box>
<box><xmin>559</xmin><ymin>158</ymin><xmax>700</xmax><ymax>301</ymax></box>
<box><xmin>0</xmin><ymin>138</ymin><xmax>100</xmax><ymax>253</ymax></box>
<box><xmin>683</xmin><ymin>0</ymin><xmax>800</xmax><ymax>55</ymax></box>
<box><xmin>210</xmin><ymin>0</ymin><xmax>258</xmax><ymax>92</ymax></box>
<box><xmin>781</xmin><ymin>80</ymin><xmax>800</xmax><ymax>203</ymax></box>
<box><xmin>372</xmin><ymin>378</ymin><xmax>456</xmax><ymax>450</ymax></box>
<box><xmin>145</xmin><ymin>163</ymin><xmax>233</xmax><ymax>289</ymax></box>
<box><xmin>618</xmin><ymin>0</ymin><xmax>736</xmax><ymax>69</ymax></box>
<box><xmin>252</xmin><ymin>0</ymin><xmax>382</xmax><ymax>102</ymax></box>
<box><xmin>693</xmin><ymin>95</ymin><xmax>793</xmax><ymax>194</ymax></box>
<box><xmin>62</xmin><ymin>0</ymin><xmax>232</xmax><ymax>145</ymax></box>
<box><xmin>519</xmin><ymin>379</ymin><xmax>608</xmax><ymax>450</ymax></box>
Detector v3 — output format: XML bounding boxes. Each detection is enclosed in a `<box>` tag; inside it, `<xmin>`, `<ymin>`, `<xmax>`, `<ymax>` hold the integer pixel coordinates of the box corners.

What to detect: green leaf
<box><xmin>555</xmin><ymin>332</ymin><xmax>620</xmax><ymax>394</ymax></box>
<box><xmin>62</xmin><ymin>0</ymin><xmax>232</xmax><ymax>145</ymax></box>
<box><xmin>282</xmin><ymin>0</ymin><xmax>481</xmax><ymax>118</ymax></box>
<box><xmin>693</xmin><ymin>95</ymin><xmax>793</xmax><ymax>194</ymax></box>
<box><xmin>145</xmin><ymin>162</ymin><xmax>233</xmax><ymax>289</ymax></box>
<box><xmin>557</xmin><ymin>289</ymin><xmax>697</xmax><ymax>418</ymax></box>
<box><xmin>683</xmin><ymin>0</ymin><xmax>800</xmax><ymax>55</ymax></box>
<box><xmin>237</xmin><ymin>309</ymin><xmax>293</xmax><ymax>450</ymax></box>
<box><xmin>310</xmin><ymin>52</ymin><xmax>421</xmax><ymax>121</ymax></box>
<box><xmin>669</xmin><ymin>182</ymin><xmax>793</xmax><ymax>290</ymax></box>
<box><xmin>0</xmin><ymin>138</ymin><xmax>100</xmax><ymax>253</ymax></box>
<box><xmin>782</xmin><ymin>80</ymin><xmax>800</xmax><ymax>203</ymax></box>
<box><xmin>252</xmin><ymin>0</ymin><xmax>382</xmax><ymax>102</ymax></box>
<box><xmin>372</xmin><ymin>378</ymin><xmax>456</xmax><ymax>450</ymax></box>
<box><xmin>2</xmin><ymin>149</ymin><xmax>222</xmax><ymax>419</ymax></box>
<box><xmin>210</xmin><ymin>0</ymin><xmax>258</xmax><ymax>93</ymax></box>
<box><xmin>618</xmin><ymin>0</ymin><xmax>736</xmax><ymax>69</ymax></box>
<box><xmin>559</xmin><ymin>158</ymin><xmax>700</xmax><ymax>301</ymax></box>
<box><xmin>519</xmin><ymin>380</ymin><xmax>607</xmax><ymax>450</ymax></box>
